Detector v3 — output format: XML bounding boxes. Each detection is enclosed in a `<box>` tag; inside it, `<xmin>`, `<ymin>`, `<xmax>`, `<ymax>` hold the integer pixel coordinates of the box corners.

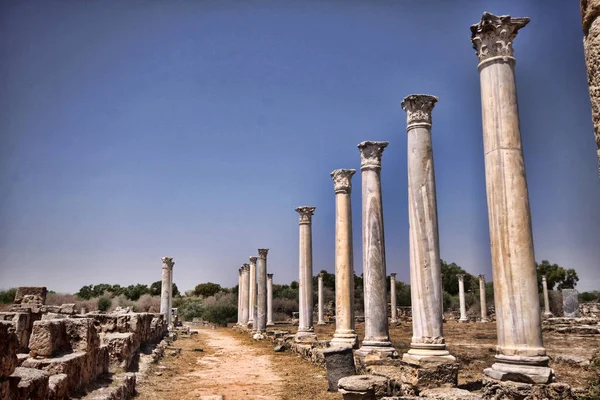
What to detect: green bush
<box><xmin>0</xmin><ymin>288</ymin><xmax>16</xmax><ymax>304</ymax></box>
<box><xmin>97</xmin><ymin>297</ymin><xmax>112</xmax><ymax>312</ymax></box>
<box><xmin>177</xmin><ymin>298</ymin><xmax>205</xmax><ymax>321</ymax></box>
<box><xmin>201</xmin><ymin>305</ymin><xmax>237</xmax><ymax>325</ymax></box>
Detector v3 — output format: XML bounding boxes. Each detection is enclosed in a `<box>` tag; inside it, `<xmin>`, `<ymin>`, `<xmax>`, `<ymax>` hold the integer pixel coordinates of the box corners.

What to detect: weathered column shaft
<box><xmin>390</xmin><ymin>273</ymin><xmax>398</xmax><ymax>323</ymax></box>
<box><xmin>542</xmin><ymin>275</ymin><xmax>552</xmax><ymax>316</ymax></box>
<box><xmin>241</xmin><ymin>264</ymin><xmax>250</xmax><ymax>324</ymax></box>
<box><xmin>317</xmin><ymin>273</ymin><xmax>325</xmax><ymax>325</ymax></box>
<box><xmin>256</xmin><ymin>249</ymin><xmax>269</xmax><ymax>334</ymax></box>
<box><xmin>267</xmin><ymin>274</ymin><xmax>274</xmax><ymax>326</ymax></box>
<box><xmin>168</xmin><ymin>263</ymin><xmax>174</xmax><ymax>326</ymax></box>
<box><xmin>471</xmin><ymin>12</ymin><xmax>552</xmax><ymax>383</ymax></box>
<box><xmin>356</xmin><ymin>141</ymin><xmax>396</xmax><ymax>358</ymax></box>
<box><xmin>248</xmin><ymin>257</ymin><xmax>257</xmax><ymax>326</ymax></box>
<box><xmin>160</xmin><ymin>257</ymin><xmax>173</xmax><ymax>326</ymax></box>
<box><xmin>330</xmin><ymin>169</ymin><xmax>358</xmax><ymax>348</ymax></box>
<box><xmin>581</xmin><ymin>0</ymin><xmax>600</xmax><ymax>171</ymax></box>
<box><xmin>237</xmin><ymin>268</ymin><xmax>243</xmax><ymax>324</ymax></box>
<box><xmin>296</xmin><ymin>206</ymin><xmax>316</xmax><ymax>341</ymax></box>
<box><xmin>458</xmin><ymin>274</ymin><xmax>467</xmax><ymax>322</ymax></box>
<box><xmin>401</xmin><ymin>94</ymin><xmax>453</xmax><ymax>362</ymax></box>
<box><xmin>479</xmin><ymin>275</ymin><xmax>488</xmax><ymax>322</ymax></box>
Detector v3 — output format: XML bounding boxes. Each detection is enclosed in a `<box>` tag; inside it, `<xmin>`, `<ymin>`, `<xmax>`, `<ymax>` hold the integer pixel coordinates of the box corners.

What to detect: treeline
<box><xmin>76</xmin><ymin>282</ymin><xmax>180</xmax><ymax>301</ymax></box>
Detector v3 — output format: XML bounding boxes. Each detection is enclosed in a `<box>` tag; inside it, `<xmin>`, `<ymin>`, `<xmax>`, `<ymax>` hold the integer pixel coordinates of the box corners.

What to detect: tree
<box><xmin>440</xmin><ymin>260</ymin><xmax>476</xmax><ymax>295</ymax></box>
<box><xmin>194</xmin><ymin>282</ymin><xmax>222</xmax><ymax>297</ymax></box>
<box><xmin>313</xmin><ymin>270</ymin><xmax>335</xmax><ymax>290</ymax></box>
<box><xmin>536</xmin><ymin>260</ymin><xmax>579</xmax><ymax>291</ymax></box>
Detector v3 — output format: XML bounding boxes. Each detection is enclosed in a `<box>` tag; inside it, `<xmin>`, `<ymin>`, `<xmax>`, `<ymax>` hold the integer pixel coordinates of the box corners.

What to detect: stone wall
<box><xmin>13</xmin><ymin>287</ymin><xmax>47</xmax><ymax>306</ymax></box>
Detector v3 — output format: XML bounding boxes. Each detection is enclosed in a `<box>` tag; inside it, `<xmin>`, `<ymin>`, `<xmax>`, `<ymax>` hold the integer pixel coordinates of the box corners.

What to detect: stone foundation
<box><xmin>481</xmin><ymin>379</ymin><xmax>573</xmax><ymax>400</ymax></box>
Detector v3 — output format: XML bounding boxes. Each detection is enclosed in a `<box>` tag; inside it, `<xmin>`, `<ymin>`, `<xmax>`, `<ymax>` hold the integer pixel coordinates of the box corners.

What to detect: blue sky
<box><xmin>1</xmin><ymin>1</ymin><xmax>598</xmax><ymax>293</ymax></box>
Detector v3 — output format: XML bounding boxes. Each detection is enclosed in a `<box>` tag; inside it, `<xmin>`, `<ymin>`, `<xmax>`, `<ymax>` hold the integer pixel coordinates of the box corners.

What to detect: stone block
<box><xmin>59</xmin><ymin>304</ymin><xmax>76</xmax><ymax>314</ymax></box>
<box><xmin>323</xmin><ymin>345</ymin><xmax>356</xmax><ymax>392</ymax></box>
<box><xmin>22</xmin><ymin>352</ymin><xmax>88</xmax><ymax>394</ymax></box>
<box><xmin>29</xmin><ymin>319</ymin><xmax>67</xmax><ymax>357</ymax></box>
<box><xmin>562</xmin><ymin>289</ymin><xmax>579</xmax><ymax>318</ymax></box>
<box><xmin>103</xmin><ymin>332</ymin><xmax>137</xmax><ymax>369</ymax></box>
<box><xmin>0</xmin><ymin>321</ymin><xmax>19</xmax><ymax>378</ymax></box>
<box><xmin>11</xmin><ymin>367</ymin><xmax>50</xmax><ymax>400</ymax></box>
<box><xmin>83</xmin><ymin>372</ymin><xmax>136</xmax><ymax>400</ymax></box>
<box><xmin>48</xmin><ymin>373</ymin><xmax>69</xmax><ymax>400</ymax></box>
<box><xmin>420</xmin><ymin>387</ymin><xmax>482</xmax><ymax>399</ymax></box>
<box><xmin>338</xmin><ymin>375</ymin><xmax>389</xmax><ymax>400</ymax></box>
<box><xmin>482</xmin><ymin>379</ymin><xmax>573</xmax><ymax>399</ymax></box>
<box><xmin>11</xmin><ymin>312</ymin><xmax>33</xmax><ymax>352</ymax></box>
<box><xmin>0</xmin><ymin>377</ymin><xmax>20</xmax><ymax>400</ymax></box>
<box><xmin>16</xmin><ymin>354</ymin><xmax>29</xmax><ymax>366</ymax></box>
<box><xmin>65</xmin><ymin>318</ymin><xmax>100</xmax><ymax>352</ymax></box>
<box><xmin>14</xmin><ymin>287</ymin><xmax>47</xmax><ymax>305</ymax></box>
<box><xmin>42</xmin><ymin>312</ymin><xmax>69</xmax><ymax>320</ymax></box>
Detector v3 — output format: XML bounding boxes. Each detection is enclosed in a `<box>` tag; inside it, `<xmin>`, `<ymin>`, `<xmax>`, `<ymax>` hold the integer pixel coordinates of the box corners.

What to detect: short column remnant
<box><xmin>237</xmin><ymin>268</ymin><xmax>243</xmax><ymax>325</ymax></box>
<box><xmin>338</xmin><ymin>375</ymin><xmax>388</xmax><ymax>400</ymax></box>
<box><xmin>355</xmin><ymin>141</ymin><xmax>396</xmax><ymax>358</ymax></box>
<box><xmin>457</xmin><ymin>274</ymin><xmax>468</xmax><ymax>323</ymax></box>
<box><xmin>241</xmin><ymin>264</ymin><xmax>250</xmax><ymax>325</ymax></box>
<box><xmin>254</xmin><ymin>249</ymin><xmax>269</xmax><ymax>339</ymax></box>
<box><xmin>160</xmin><ymin>257</ymin><xmax>174</xmax><ymax>328</ymax></box>
<box><xmin>248</xmin><ymin>256</ymin><xmax>258</xmax><ymax>328</ymax></box>
<box><xmin>542</xmin><ymin>275</ymin><xmax>553</xmax><ymax>318</ymax></box>
<box><xmin>295</xmin><ymin>206</ymin><xmax>317</xmax><ymax>342</ymax></box>
<box><xmin>479</xmin><ymin>275</ymin><xmax>489</xmax><ymax>322</ymax></box>
<box><xmin>330</xmin><ymin>168</ymin><xmax>358</xmax><ymax>348</ymax></box>
<box><xmin>562</xmin><ymin>289</ymin><xmax>579</xmax><ymax>318</ymax></box>
<box><xmin>323</xmin><ymin>346</ymin><xmax>356</xmax><ymax>392</ymax></box>
<box><xmin>317</xmin><ymin>272</ymin><xmax>326</xmax><ymax>325</ymax></box>
<box><xmin>471</xmin><ymin>11</ymin><xmax>553</xmax><ymax>384</ymax></box>
<box><xmin>267</xmin><ymin>274</ymin><xmax>274</xmax><ymax>326</ymax></box>
<box><xmin>389</xmin><ymin>273</ymin><xmax>398</xmax><ymax>324</ymax></box>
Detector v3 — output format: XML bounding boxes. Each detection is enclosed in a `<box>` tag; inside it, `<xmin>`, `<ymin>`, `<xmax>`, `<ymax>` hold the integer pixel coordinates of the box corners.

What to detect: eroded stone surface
<box><xmin>323</xmin><ymin>346</ymin><xmax>356</xmax><ymax>392</ymax></box>
<box><xmin>482</xmin><ymin>379</ymin><xmax>573</xmax><ymax>399</ymax></box>
<box><xmin>11</xmin><ymin>367</ymin><xmax>50</xmax><ymax>400</ymax></box>
<box><xmin>0</xmin><ymin>321</ymin><xmax>19</xmax><ymax>378</ymax></box>
<box><xmin>14</xmin><ymin>287</ymin><xmax>47</xmax><ymax>305</ymax></box>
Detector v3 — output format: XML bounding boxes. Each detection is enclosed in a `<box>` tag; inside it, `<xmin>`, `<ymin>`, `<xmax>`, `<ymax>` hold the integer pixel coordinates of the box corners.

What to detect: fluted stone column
<box><xmin>317</xmin><ymin>272</ymin><xmax>326</xmax><ymax>325</ymax></box>
<box><xmin>401</xmin><ymin>94</ymin><xmax>453</xmax><ymax>363</ymax></box>
<box><xmin>356</xmin><ymin>141</ymin><xmax>396</xmax><ymax>358</ymax></box>
<box><xmin>254</xmin><ymin>249</ymin><xmax>269</xmax><ymax>338</ymax></box>
<box><xmin>160</xmin><ymin>257</ymin><xmax>174</xmax><ymax>327</ymax></box>
<box><xmin>167</xmin><ymin>260</ymin><xmax>174</xmax><ymax>327</ymax></box>
<box><xmin>471</xmin><ymin>12</ymin><xmax>553</xmax><ymax>383</ymax></box>
<box><xmin>241</xmin><ymin>264</ymin><xmax>250</xmax><ymax>325</ymax></box>
<box><xmin>248</xmin><ymin>256</ymin><xmax>257</xmax><ymax>328</ymax></box>
<box><xmin>295</xmin><ymin>206</ymin><xmax>317</xmax><ymax>342</ymax></box>
<box><xmin>390</xmin><ymin>273</ymin><xmax>398</xmax><ymax>324</ymax></box>
<box><xmin>457</xmin><ymin>274</ymin><xmax>468</xmax><ymax>323</ymax></box>
<box><xmin>581</xmin><ymin>0</ymin><xmax>600</xmax><ymax>171</ymax></box>
<box><xmin>479</xmin><ymin>275</ymin><xmax>489</xmax><ymax>323</ymax></box>
<box><xmin>330</xmin><ymin>169</ymin><xmax>358</xmax><ymax>348</ymax></box>
<box><xmin>237</xmin><ymin>267</ymin><xmax>243</xmax><ymax>325</ymax></box>
<box><xmin>267</xmin><ymin>274</ymin><xmax>274</xmax><ymax>326</ymax></box>
<box><xmin>542</xmin><ymin>275</ymin><xmax>553</xmax><ymax>317</ymax></box>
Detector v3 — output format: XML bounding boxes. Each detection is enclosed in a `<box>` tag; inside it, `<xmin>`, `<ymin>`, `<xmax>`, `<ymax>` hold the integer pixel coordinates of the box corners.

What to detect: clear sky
<box><xmin>1</xmin><ymin>1</ymin><xmax>598</xmax><ymax>294</ymax></box>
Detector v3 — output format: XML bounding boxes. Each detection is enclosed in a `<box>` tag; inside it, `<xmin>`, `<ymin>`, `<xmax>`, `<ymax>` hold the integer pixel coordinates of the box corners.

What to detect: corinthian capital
<box><xmin>243</xmin><ymin>263</ymin><xmax>250</xmax><ymax>272</ymax></box>
<box><xmin>258</xmin><ymin>248</ymin><xmax>269</xmax><ymax>259</ymax></box>
<box><xmin>457</xmin><ymin>274</ymin><xmax>465</xmax><ymax>281</ymax></box>
<box><xmin>161</xmin><ymin>257</ymin><xmax>174</xmax><ymax>269</ymax></box>
<box><xmin>401</xmin><ymin>94</ymin><xmax>438</xmax><ymax>128</ymax></box>
<box><xmin>296</xmin><ymin>206</ymin><xmax>316</xmax><ymax>224</ymax></box>
<box><xmin>330</xmin><ymin>169</ymin><xmax>356</xmax><ymax>194</ymax></box>
<box><xmin>470</xmin><ymin>12</ymin><xmax>529</xmax><ymax>63</ymax></box>
<box><xmin>358</xmin><ymin>141</ymin><xmax>388</xmax><ymax>171</ymax></box>
<box><xmin>249</xmin><ymin>256</ymin><xmax>258</xmax><ymax>266</ymax></box>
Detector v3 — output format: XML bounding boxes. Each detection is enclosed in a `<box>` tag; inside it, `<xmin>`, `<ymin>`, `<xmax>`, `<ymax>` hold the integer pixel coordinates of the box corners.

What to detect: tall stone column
<box><xmin>581</xmin><ymin>0</ymin><xmax>600</xmax><ymax>171</ymax></box>
<box><xmin>401</xmin><ymin>94</ymin><xmax>453</xmax><ymax>363</ymax></box>
<box><xmin>471</xmin><ymin>12</ymin><xmax>553</xmax><ymax>383</ymax></box>
<box><xmin>167</xmin><ymin>258</ymin><xmax>174</xmax><ymax>327</ymax></box>
<box><xmin>479</xmin><ymin>275</ymin><xmax>489</xmax><ymax>323</ymax></box>
<box><xmin>457</xmin><ymin>274</ymin><xmax>468</xmax><ymax>323</ymax></box>
<box><xmin>248</xmin><ymin>256</ymin><xmax>258</xmax><ymax>328</ymax></box>
<box><xmin>254</xmin><ymin>249</ymin><xmax>269</xmax><ymax>338</ymax></box>
<box><xmin>160</xmin><ymin>257</ymin><xmax>174</xmax><ymax>327</ymax></box>
<box><xmin>542</xmin><ymin>275</ymin><xmax>553</xmax><ymax>317</ymax></box>
<box><xmin>241</xmin><ymin>263</ymin><xmax>250</xmax><ymax>325</ymax></box>
<box><xmin>356</xmin><ymin>141</ymin><xmax>396</xmax><ymax>358</ymax></box>
<box><xmin>330</xmin><ymin>169</ymin><xmax>358</xmax><ymax>348</ymax></box>
<box><xmin>317</xmin><ymin>272</ymin><xmax>326</xmax><ymax>325</ymax></box>
<box><xmin>295</xmin><ymin>206</ymin><xmax>317</xmax><ymax>342</ymax></box>
<box><xmin>390</xmin><ymin>273</ymin><xmax>398</xmax><ymax>324</ymax></box>
<box><xmin>237</xmin><ymin>267</ymin><xmax>243</xmax><ymax>325</ymax></box>
<box><xmin>267</xmin><ymin>274</ymin><xmax>274</xmax><ymax>326</ymax></box>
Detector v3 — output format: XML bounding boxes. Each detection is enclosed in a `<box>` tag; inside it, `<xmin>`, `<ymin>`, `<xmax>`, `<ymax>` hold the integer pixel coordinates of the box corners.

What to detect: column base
<box><xmin>317</xmin><ymin>321</ymin><xmax>327</xmax><ymax>325</ymax></box>
<box><xmin>266</xmin><ymin>321</ymin><xmax>275</xmax><ymax>326</ymax></box>
<box><xmin>253</xmin><ymin>332</ymin><xmax>266</xmax><ymax>340</ymax></box>
<box><xmin>543</xmin><ymin>312</ymin><xmax>554</xmax><ymax>318</ymax></box>
<box><xmin>331</xmin><ymin>332</ymin><xmax>359</xmax><ymax>349</ymax></box>
<box><xmin>390</xmin><ymin>319</ymin><xmax>400</xmax><ymax>325</ymax></box>
<box><xmin>356</xmin><ymin>340</ymin><xmax>397</xmax><ymax>359</ymax></box>
<box><xmin>480</xmin><ymin>319</ymin><xmax>489</xmax><ymax>323</ymax></box>
<box><xmin>482</xmin><ymin>378</ymin><xmax>571</xmax><ymax>399</ymax></box>
<box><xmin>458</xmin><ymin>318</ymin><xmax>468</xmax><ymax>323</ymax></box>
<box><xmin>483</xmin><ymin>355</ymin><xmax>554</xmax><ymax>384</ymax></box>
<box><xmin>295</xmin><ymin>331</ymin><xmax>317</xmax><ymax>343</ymax></box>
<box><xmin>403</xmin><ymin>345</ymin><xmax>456</xmax><ymax>364</ymax></box>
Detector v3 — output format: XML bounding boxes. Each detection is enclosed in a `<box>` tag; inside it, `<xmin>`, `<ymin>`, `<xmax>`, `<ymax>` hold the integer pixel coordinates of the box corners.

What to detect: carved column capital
<box><xmin>249</xmin><ymin>256</ymin><xmax>258</xmax><ymax>266</ymax></box>
<box><xmin>296</xmin><ymin>206</ymin><xmax>316</xmax><ymax>225</ymax></box>
<box><xmin>457</xmin><ymin>274</ymin><xmax>465</xmax><ymax>282</ymax></box>
<box><xmin>331</xmin><ymin>169</ymin><xmax>356</xmax><ymax>194</ymax></box>
<box><xmin>358</xmin><ymin>141</ymin><xmax>389</xmax><ymax>171</ymax></box>
<box><xmin>318</xmin><ymin>272</ymin><xmax>325</xmax><ymax>278</ymax></box>
<box><xmin>242</xmin><ymin>263</ymin><xmax>250</xmax><ymax>272</ymax></box>
<box><xmin>267</xmin><ymin>274</ymin><xmax>273</xmax><ymax>280</ymax></box>
<box><xmin>478</xmin><ymin>274</ymin><xmax>485</xmax><ymax>281</ymax></box>
<box><xmin>238</xmin><ymin>268</ymin><xmax>243</xmax><ymax>276</ymax></box>
<box><xmin>541</xmin><ymin>275</ymin><xmax>547</xmax><ymax>282</ymax></box>
<box><xmin>258</xmin><ymin>249</ymin><xmax>269</xmax><ymax>259</ymax></box>
<box><xmin>161</xmin><ymin>257</ymin><xmax>174</xmax><ymax>269</ymax></box>
<box><xmin>401</xmin><ymin>94</ymin><xmax>438</xmax><ymax>128</ymax></box>
<box><xmin>390</xmin><ymin>273</ymin><xmax>397</xmax><ymax>279</ymax></box>
<box><xmin>470</xmin><ymin>12</ymin><xmax>529</xmax><ymax>65</ymax></box>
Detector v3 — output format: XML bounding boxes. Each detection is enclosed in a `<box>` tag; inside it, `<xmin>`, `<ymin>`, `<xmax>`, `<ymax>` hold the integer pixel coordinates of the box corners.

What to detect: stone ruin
<box><xmin>0</xmin><ymin>287</ymin><xmax>170</xmax><ymax>400</ymax></box>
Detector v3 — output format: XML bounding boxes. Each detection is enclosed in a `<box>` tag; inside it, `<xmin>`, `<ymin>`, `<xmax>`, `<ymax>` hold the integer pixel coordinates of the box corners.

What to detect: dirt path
<box><xmin>136</xmin><ymin>328</ymin><xmax>284</xmax><ymax>399</ymax></box>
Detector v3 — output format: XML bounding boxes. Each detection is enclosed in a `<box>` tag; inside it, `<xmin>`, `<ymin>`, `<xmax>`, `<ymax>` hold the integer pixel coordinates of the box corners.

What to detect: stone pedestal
<box><xmin>330</xmin><ymin>169</ymin><xmax>359</xmax><ymax>348</ymax></box>
<box><xmin>295</xmin><ymin>206</ymin><xmax>317</xmax><ymax>342</ymax></box>
<box><xmin>542</xmin><ymin>275</ymin><xmax>553</xmax><ymax>317</ymax></box>
<box><xmin>389</xmin><ymin>273</ymin><xmax>398</xmax><ymax>324</ymax></box>
<box><xmin>317</xmin><ymin>272</ymin><xmax>326</xmax><ymax>325</ymax></box>
<box><xmin>471</xmin><ymin>12</ymin><xmax>553</xmax><ymax>384</ymax></box>
<box><xmin>323</xmin><ymin>346</ymin><xmax>356</xmax><ymax>392</ymax></box>
<box><xmin>401</xmin><ymin>94</ymin><xmax>453</xmax><ymax>365</ymax></box>
<box><xmin>355</xmin><ymin>141</ymin><xmax>396</xmax><ymax>358</ymax></box>
<box><xmin>248</xmin><ymin>256</ymin><xmax>257</xmax><ymax>329</ymax></box>
<box><xmin>479</xmin><ymin>274</ymin><xmax>489</xmax><ymax>322</ymax></box>
<box><xmin>255</xmin><ymin>249</ymin><xmax>269</xmax><ymax>337</ymax></box>
<box><xmin>160</xmin><ymin>257</ymin><xmax>174</xmax><ymax>328</ymax></box>
<box><xmin>337</xmin><ymin>375</ymin><xmax>388</xmax><ymax>400</ymax></box>
<box><xmin>267</xmin><ymin>274</ymin><xmax>274</xmax><ymax>326</ymax></box>
<box><xmin>241</xmin><ymin>264</ymin><xmax>250</xmax><ymax>325</ymax></box>
<box><xmin>457</xmin><ymin>274</ymin><xmax>468</xmax><ymax>323</ymax></box>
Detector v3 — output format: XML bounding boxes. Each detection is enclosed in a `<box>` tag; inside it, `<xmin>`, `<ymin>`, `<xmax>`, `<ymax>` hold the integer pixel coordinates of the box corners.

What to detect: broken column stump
<box><xmin>338</xmin><ymin>375</ymin><xmax>388</xmax><ymax>400</ymax></box>
<box><xmin>323</xmin><ymin>345</ymin><xmax>356</xmax><ymax>392</ymax></box>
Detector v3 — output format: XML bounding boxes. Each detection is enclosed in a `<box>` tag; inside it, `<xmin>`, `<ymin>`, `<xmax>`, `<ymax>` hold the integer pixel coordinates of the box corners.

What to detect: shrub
<box><xmin>0</xmin><ymin>288</ymin><xmax>16</xmax><ymax>304</ymax></box>
<box><xmin>201</xmin><ymin>305</ymin><xmax>237</xmax><ymax>325</ymax></box>
<box><xmin>46</xmin><ymin>292</ymin><xmax>78</xmax><ymax>306</ymax></box>
<box><xmin>97</xmin><ymin>297</ymin><xmax>112</xmax><ymax>312</ymax></box>
<box><xmin>177</xmin><ymin>297</ymin><xmax>205</xmax><ymax>321</ymax></box>
<box><xmin>272</xmin><ymin>297</ymin><xmax>298</xmax><ymax>316</ymax></box>
<box><xmin>136</xmin><ymin>294</ymin><xmax>161</xmax><ymax>313</ymax></box>
<box><xmin>110</xmin><ymin>294</ymin><xmax>137</xmax><ymax>311</ymax></box>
